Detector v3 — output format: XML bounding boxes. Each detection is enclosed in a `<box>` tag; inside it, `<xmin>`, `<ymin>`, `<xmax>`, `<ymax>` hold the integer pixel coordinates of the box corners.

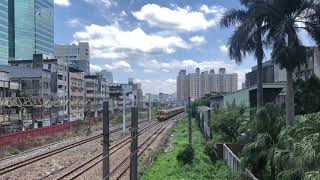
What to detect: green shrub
<box><xmin>176</xmin><ymin>144</ymin><xmax>194</xmax><ymax>164</ymax></box>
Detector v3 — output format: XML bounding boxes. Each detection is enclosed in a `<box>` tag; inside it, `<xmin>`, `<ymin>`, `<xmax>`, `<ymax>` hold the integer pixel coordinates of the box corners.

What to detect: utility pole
<box><xmin>188</xmin><ymin>97</ymin><xmax>192</xmax><ymax>145</ymax></box>
<box><xmin>148</xmin><ymin>94</ymin><xmax>152</xmax><ymax>121</ymax></box>
<box><xmin>102</xmin><ymin>101</ymin><xmax>110</xmax><ymax>180</ymax></box>
<box><xmin>130</xmin><ymin>107</ymin><xmax>138</xmax><ymax>180</ymax></box>
<box><xmin>122</xmin><ymin>96</ymin><xmax>126</xmax><ymax>133</ymax></box>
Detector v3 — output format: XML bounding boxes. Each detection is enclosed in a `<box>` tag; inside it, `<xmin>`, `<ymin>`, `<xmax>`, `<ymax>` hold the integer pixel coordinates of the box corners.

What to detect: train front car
<box><xmin>156</xmin><ymin>110</ymin><xmax>166</xmax><ymax>121</ymax></box>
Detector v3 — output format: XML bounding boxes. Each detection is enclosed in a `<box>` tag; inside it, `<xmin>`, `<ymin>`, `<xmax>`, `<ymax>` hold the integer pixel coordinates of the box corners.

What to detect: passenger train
<box><xmin>156</xmin><ymin>107</ymin><xmax>185</xmax><ymax>121</ymax></box>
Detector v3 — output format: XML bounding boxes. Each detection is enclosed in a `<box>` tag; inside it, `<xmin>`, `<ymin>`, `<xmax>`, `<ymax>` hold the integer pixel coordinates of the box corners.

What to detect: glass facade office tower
<box><xmin>0</xmin><ymin>0</ymin><xmax>8</xmax><ymax>64</ymax></box>
<box><xmin>10</xmin><ymin>0</ymin><xmax>54</xmax><ymax>60</ymax></box>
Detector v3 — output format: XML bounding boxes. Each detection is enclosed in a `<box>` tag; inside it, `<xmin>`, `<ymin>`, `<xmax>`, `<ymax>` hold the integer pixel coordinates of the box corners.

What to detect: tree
<box><xmin>295</xmin><ymin>75</ymin><xmax>320</xmax><ymax>114</ymax></box>
<box><xmin>261</xmin><ymin>0</ymin><xmax>320</xmax><ymax>125</ymax></box>
<box><xmin>220</xmin><ymin>0</ymin><xmax>268</xmax><ymax>107</ymax></box>
<box><xmin>242</xmin><ymin>104</ymin><xmax>285</xmax><ymax>179</ymax></box>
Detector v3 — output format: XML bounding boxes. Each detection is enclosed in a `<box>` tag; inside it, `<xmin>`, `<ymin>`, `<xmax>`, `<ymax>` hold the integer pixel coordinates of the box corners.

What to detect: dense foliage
<box><xmin>242</xmin><ymin>104</ymin><xmax>285</xmax><ymax>179</ymax></box>
<box><xmin>295</xmin><ymin>76</ymin><xmax>320</xmax><ymax>115</ymax></box>
<box><xmin>176</xmin><ymin>144</ymin><xmax>194</xmax><ymax>164</ymax></box>
<box><xmin>208</xmin><ymin>103</ymin><xmax>320</xmax><ymax>180</ymax></box>
<box><xmin>275</xmin><ymin>112</ymin><xmax>320</xmax><ymax>180</ymax></box>
<box><xmin>210</xmin><ymin>104</ymin><xmax>248</xmax><ymax>142</ymax></box>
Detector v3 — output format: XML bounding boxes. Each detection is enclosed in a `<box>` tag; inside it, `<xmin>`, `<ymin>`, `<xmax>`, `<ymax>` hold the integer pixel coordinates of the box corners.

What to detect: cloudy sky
<box><xmin>54</xmin><ymin>0</ymin><xmax>311</xmax><ymax>94</ymax></box>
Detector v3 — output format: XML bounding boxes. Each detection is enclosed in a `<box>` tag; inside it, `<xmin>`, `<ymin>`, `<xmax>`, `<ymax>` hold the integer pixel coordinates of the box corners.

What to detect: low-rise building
<box><xmin>9</xmin><ymin>54</ymin><xmax>69</xmax><ymax>124</ymax></box>
<box><xmin>223</xmin><ymin>83</ymin><xmax>286</xmax><ymax>108</ymax></box>
<box><xmin>69</xmin><ymin>67</ymin><xmax>85</xmax><ymax>121</ymax></box>
<box><xmin>84</xmin><ymin>74</ymin><xmax>109</xmax><ymax>118</ymax></box>
<box><xmin>0</xmin><ymin>65</ymin><xmax>51</xmax><ymax>129</ymax></box>
<box><xmin>0</xmin><ymin>70</ymin><xmax>21</xmax><ymax>133</ymax></box>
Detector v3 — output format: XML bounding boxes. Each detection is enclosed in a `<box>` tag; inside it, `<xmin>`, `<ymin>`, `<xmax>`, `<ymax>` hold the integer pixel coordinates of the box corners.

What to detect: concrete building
<box><xmin>0</xmin><ymin>65</ymin><xmax>52</xmax><ymax>128</ymax></box>
<box><xmin>0</xmin><ymin>0</ymin><xmax>8</xmax><ymax>64</ymax></box>
<box><xmin>68</xmin><ymin>67</ymin><xmax>85</xmax><ymax>121</ymax></box>
<box><xmin>8</xmin><ymin>54</ymin><xmax>69</xmax><ymax>124</ymax></box>
<box><xmin>245</xmin><ymin>47</ymin><xmax>320</xmax><ymax>88</ymax></box>
<box><xmin>177</xmin><ymin>70</ymin><xmax>188</xmax><ymax>103</ymax></box>
<box><xmin>245</xmin><ymin>61</ymin><xmax>279</xmax><ymax>87</ymax></box>
<box><xmin>0</xmin><ymin>69</ymin><xmax>22</xmax><ymax>133</ymax></box>
<box><xmin>294</xmin><ymin>47</ymin><xmax>320</xmax><ymax>80</ymax></box>
<box><xmin>108</xmin><ymin>79</ymin><xmax>143</xmax><ymax>112</ymax></box>
<box><xmin>84</xmin><ymin>74</ymin><xmax>109</xmax><ymax>118</ymax></box>
<box><xmin>177</xmin><ymin>68</ymin><xmax>238</xmax><ymax>101</ymax></box>
<box><xmin>9</xmin><ymin>0</ymin><xmax>54</xmax><ymax>60</ymax></box>
<box><xmin>54</xmin><ymin>42</ymin><xmax>90</xmax><ymax>74</ymax></box>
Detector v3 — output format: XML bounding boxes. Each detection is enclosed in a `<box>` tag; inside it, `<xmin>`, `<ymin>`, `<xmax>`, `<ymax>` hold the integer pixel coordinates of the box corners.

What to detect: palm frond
<box><xmin>220</xmin><ymin>9</ymin><xmax>248</xmax><ymax>28</ymax></box>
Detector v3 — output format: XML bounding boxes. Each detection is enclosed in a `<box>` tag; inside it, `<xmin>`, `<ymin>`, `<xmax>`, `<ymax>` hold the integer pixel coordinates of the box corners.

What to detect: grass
<box><xmin>141</xmin><ymin>118</ymin><xmax>234</xmax><ymax>180</ymax></box>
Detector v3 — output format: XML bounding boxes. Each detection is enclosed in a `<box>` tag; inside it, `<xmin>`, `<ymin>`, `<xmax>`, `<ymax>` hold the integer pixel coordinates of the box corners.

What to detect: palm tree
<box><xmin>242</xmin><ymin>104</ymin><xmax>285</xmax><ymax>179</ymax></box>
<box><xmin>261</xmin><ymin>0</ymin><xmax>320</xmax><ymax>125</ymax></box>
<box><xmin>275</xmin><ymin>112</ymin><xmax>320</xmax><ymax>179</ymax></box>
<box><xmin>220</xmin><ymin>0</ymin><xmax>267</xmax><ymax>107</ymax></box>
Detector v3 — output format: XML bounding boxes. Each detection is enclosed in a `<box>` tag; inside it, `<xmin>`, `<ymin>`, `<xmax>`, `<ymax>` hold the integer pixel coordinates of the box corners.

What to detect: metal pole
<box><xmin>122</xmin><ymin>97</ymin><xmax>126</xmax><ymax>133</ymax></box>
<box><xmin>148</xmin><ymin>94</ymin><xmax>151</xmax><ymax>121</ymax></box>
<box><xmin>130</xmin><ymin>107</ymin><xmax>138</xmax><ymax>180</ymax></box>
<box><xmin>188</xmin><ymin>97</ymin><xmax>192</xmax><ymax>145</ymax></box>
<box><xmin>102</xmin><ymin>101</ymin><xmax>110</xmax><ymax>180</ymax></box>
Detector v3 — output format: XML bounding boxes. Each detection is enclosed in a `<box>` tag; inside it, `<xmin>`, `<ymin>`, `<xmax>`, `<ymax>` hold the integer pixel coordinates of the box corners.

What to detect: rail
<box><xmin>223</xmin><ymin>144</ymin><xmax>258</xmax><ymax>180</ymax></box>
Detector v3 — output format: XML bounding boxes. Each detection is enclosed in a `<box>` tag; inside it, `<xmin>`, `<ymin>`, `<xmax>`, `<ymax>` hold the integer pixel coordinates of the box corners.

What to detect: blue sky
<box><xmin>53</xmin><ymin>0</ymin><xmax>270</xmax><ymax>94</ymax></box>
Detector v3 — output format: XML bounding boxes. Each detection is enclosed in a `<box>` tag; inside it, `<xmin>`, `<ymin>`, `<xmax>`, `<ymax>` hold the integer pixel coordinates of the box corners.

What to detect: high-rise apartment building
<box><xmin>98</xmin><ymin>69</ymin><xmax>113</xmax><ymax>83</ymax></box>
<box><xmin>54</xmin><ymin>42</ymin><xmax>90</xmax><ymax>74</ymax></box>
<box><xmin>9</xmin><ymin>0</ymin><xmax>54</xmax><ymax>60</ymax></box>
<box><xmin>0</xmin><ymin>0</ymin><xmax>8</xmax><ymax>64</ymax></box>
<box><xmin>177</xmin><ymin>68</ymin><xmax>238</xmax><ymax>101</ymax></box>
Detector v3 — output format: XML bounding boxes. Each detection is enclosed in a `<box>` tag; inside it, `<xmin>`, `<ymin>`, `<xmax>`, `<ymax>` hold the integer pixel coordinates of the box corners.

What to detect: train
<box><xmin>156</xmin><ymin>107</ymin><xmax>185</xmax><ymax>121</ymax></box>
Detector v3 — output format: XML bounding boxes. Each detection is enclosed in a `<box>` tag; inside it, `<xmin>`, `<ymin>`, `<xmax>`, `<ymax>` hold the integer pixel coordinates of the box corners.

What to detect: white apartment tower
<box><xmin>177</xmin><ymin>68</ymin><xmax>238</xmax><ymax>101</ymax></box>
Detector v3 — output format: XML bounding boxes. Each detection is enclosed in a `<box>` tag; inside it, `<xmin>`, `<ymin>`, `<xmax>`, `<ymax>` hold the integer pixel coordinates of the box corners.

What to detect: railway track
<box><xmin>111</xmin><ymin>117</ymin><xmax>176</xmax><ymax>180</ymax></box>
<box><xmin>55</xmin><ymin>120</ymin><xmax>162</xmax><ymax>180</ymax></box>
<box><xmin>0</xmin><ymin>118</ymin><xmax>155</xmax><ymax>176</ymax></box>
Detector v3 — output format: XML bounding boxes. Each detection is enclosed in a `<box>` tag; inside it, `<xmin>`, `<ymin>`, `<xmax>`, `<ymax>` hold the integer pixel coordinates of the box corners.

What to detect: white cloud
<box><xmin>189</xmin><ymin>36</ymin><xmax>206</xmax><ymax>45</ymax></box>
<box><xmin>200</xmin><ymin>5</ymin><xmax>225</xmax><ymax>15</ymax></box>
<box><xmin>90</xmin><ymin>61</ymin><xmax>133</xmax><ymax>73</ymax></box>
<box><xmin>121</xmin><ymin>11</ymin><xmax>127</xmax><ymax>16</ymax></box>
<box><xmin>143</xmin><ymin>69</ymin><xmax>154</xmax><ymax>73</ymax></box>
<box><xmin>133</xmin><ymin>4</ymin><xmax>223</xmax><ymax>32</ymax></box>
<box><xmin>83</xmin><ymin>0</ymin><xmax>115</xmax><ymax>7</ymax></box>
<box><xmin>90</xmin><ymin>64</ymin><xmax>102</xmax><ymax>72</ymax></box>
<box><xmin>219</xmin><ymin>45</ymin><xmax>229</xmax><ymax>53</ymax></box>
<box><xmin>54</xmin><ymin>0</ymin><xmax>71</xmax><ymax>6</ymax></box>
<box><xmin>136</xmin><ymin>79</ymin><xmax>177</xmax><ymax>94</ymax></box>
<box><xmin>138</xmin><ymin>59</ymin><xmax>250</xmax><ymax>90</ymax></box>
<box><xmin>73</xmin><ymin>24</ymin><xmax>188</xmax><ymax>60</ymax></box>
<box><xmin>66</xmin><ymin>19</ymin><xmax>83</xmax><ymax>28</ymax></box>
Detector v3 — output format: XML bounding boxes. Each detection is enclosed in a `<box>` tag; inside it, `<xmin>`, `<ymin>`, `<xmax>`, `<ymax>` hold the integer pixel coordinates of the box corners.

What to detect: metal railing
<box><xmin>223</xmin><ymin>144</ymin><xmax>258</xmax><ymax>180</ymax></box>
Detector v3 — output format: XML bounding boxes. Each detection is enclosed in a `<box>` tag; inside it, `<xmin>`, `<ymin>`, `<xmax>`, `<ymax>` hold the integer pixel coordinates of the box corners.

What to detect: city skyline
<box><xmin>53</xmin><ymin>0</ymin><xmax>260</xmax><ymax>94</ymax></box>
<box><xmin>1</xmin><ymin>0</ymin><xmax>314</xmax><ymax>94</ymax></box>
